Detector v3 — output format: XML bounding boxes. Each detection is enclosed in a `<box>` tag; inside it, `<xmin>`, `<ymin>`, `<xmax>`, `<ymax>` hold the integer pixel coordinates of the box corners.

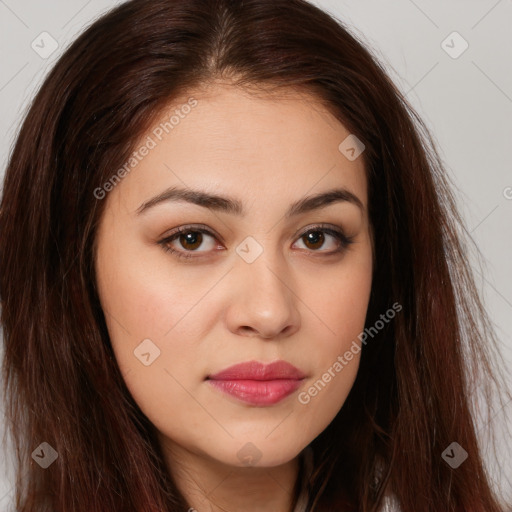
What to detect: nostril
<box><xmin>239</xmin><ymin>326</ymin><xmax>256</xmax><ymax>335</ymax></box>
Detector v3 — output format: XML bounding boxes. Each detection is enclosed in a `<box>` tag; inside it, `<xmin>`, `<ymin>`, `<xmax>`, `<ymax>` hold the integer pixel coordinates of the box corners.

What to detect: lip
<box><xmin>207</xmin><ymin>360</ymin><xmax>306</xmax><ymax>406</ymax></box>
<box><xmin>208</xmin><ymin>360</ymin><xmax>306</xmax><ymax>381</ymax></box>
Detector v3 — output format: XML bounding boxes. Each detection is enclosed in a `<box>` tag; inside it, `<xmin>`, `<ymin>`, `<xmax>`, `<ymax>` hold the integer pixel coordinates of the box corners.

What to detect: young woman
<box><xmin>1</xmin><ymin>0</ymin><xmax>510</xmax><ymax>511</ymax></box>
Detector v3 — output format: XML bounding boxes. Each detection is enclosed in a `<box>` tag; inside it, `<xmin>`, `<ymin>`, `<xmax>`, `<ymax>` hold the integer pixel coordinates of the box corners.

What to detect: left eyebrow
<box><xmin>135</xmin><ymin>186</ymin><xmax>365</xmax><ymax>217</ymax></box>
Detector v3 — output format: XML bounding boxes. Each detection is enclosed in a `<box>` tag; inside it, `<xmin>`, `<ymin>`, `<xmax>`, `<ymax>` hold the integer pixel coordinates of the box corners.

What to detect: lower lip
<box><xmin>208</xmin><ymin>379</ymin><xmax>303</xmax><ymax>406</ymax></box>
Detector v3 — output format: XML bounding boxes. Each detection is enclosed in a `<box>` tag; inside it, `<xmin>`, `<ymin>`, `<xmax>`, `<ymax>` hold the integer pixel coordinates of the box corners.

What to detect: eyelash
<box><xmin>158</xmin><ymin>223</ymin><xmax>354</xmax><ymax>261</ymax></box>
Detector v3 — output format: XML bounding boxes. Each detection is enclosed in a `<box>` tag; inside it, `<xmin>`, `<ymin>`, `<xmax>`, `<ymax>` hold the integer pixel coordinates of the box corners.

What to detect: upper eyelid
<box><xmin>163</xmin><ymin>224</ymin><xmax>221</xmax><ymax>243</ymax></box>
<box><xmin>162</xmin><ymin>223</ymin><xmax>345</xmax><ymax>240</ymax></box>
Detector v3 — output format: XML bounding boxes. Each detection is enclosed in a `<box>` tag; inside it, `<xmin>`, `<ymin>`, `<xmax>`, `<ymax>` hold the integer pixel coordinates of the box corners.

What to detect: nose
<box><xmin>224</xmin><ymin>247</ymin><xmax>301</xmax><ymax>340</ymax></box>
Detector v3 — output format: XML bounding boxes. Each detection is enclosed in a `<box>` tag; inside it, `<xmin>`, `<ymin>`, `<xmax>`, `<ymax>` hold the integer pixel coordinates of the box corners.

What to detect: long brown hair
<box><xmin>1</xmin><ymin>0</ymin><xmax>510</xmax><ymax>510</ymax></box>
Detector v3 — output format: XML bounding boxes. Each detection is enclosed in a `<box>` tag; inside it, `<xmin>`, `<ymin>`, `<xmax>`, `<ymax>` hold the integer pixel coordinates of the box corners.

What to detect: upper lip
<box><xmin>208</xmin><ymin>360</ymin><xmax>306</xmax><ymax>381</ymax></box>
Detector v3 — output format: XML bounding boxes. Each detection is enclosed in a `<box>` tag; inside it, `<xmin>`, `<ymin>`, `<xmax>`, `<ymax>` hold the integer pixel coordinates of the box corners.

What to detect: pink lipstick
<box><xmin>207</xmin><ymin>360</ymin><xmax>305</xmax><ymax>406</ymax></box>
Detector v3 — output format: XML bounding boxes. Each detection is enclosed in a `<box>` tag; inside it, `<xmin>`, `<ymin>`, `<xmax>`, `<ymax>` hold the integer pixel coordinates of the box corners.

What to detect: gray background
<box><xmin>1</xmin><ymin>0</ymin><xmax>511</xmax><ymax>507</ymax></box>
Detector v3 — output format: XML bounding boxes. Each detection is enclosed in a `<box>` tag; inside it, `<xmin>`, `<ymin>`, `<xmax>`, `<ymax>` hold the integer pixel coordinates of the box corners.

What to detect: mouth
<box><xmin>206</xmin><ymin>360</ymin><xmax>306</xmax><ymax>406</ymax></box>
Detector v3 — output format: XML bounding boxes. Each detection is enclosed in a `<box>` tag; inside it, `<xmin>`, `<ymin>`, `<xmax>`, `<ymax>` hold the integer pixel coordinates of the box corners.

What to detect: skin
<box><xmin>94</xmin><ymin>81</ymin><xmax>373</xmax><ymax>512</ymax></box>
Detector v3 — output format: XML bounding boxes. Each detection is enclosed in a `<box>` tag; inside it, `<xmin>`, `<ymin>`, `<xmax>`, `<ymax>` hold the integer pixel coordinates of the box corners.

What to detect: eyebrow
<box><xmin>136</xmin><ymin>186</ymin><xmax>364</xmax><ymax>218</ymax></box>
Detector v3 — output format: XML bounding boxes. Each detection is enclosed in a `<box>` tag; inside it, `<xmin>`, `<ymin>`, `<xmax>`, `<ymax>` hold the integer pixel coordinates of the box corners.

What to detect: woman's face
<box><xmin>94</xmin><ymin>83</ymin><xmax>373</xmax><ymax>469</ymax></box>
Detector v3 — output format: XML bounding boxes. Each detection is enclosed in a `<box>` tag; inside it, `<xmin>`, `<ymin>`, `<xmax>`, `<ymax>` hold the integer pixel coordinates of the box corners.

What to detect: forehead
<box><xmin>108</xmin><ymin>82</ymin><xmax>368</xmax><ymax>215</ymax></box>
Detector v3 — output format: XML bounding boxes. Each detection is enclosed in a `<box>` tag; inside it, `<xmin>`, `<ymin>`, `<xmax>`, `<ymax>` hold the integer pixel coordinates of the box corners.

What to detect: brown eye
<box><xmin>159</xmin><ymin>226</ymin><xmax>220</xmax><ymax>260</ymax></box>
<box><xmin>302</xmin><ymin>231</ymin><xmax>325</xmax><ymax>250</ymax></box>
<box><xmin>178</xmin><ymin>231</ymin><xmax>203</xmax><ymax>251</ymax></box>
<box><xmin>294</xmin><ymin>227</ymin><xmax>351</xmax><ymax>253</ymax></box>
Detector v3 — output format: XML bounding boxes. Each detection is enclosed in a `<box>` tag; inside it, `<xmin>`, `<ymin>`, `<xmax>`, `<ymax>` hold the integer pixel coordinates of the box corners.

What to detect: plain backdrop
<box><xmin>0</xmin><ymin>0</ymin><xmax>511</xmax><ymax>508</ymax></box>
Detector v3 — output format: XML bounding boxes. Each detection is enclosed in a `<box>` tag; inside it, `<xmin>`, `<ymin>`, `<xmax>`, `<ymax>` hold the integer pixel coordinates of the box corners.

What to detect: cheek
<box><xmin>95</xmin><ymin>248</ymin><xmax>210</xmax><ymax>440</ymax></box>
<box><xmin>293</xmin><ymin>250</ymin><xmax>372</xmax><ymax>429</ymax></box>
<box><xmin>94</xmin><ymin>227</ymin><xmax>220</xmax><ymax>426</ymax></box>
<box><xmin>95</xmin><ymin>223</ymin><xmax>214</xmax><ymax>350</ymax></box>
<box><xmin>306</xmin><ymin>244</ymin><xmax>373</xmax><ymax>354</ymax></box>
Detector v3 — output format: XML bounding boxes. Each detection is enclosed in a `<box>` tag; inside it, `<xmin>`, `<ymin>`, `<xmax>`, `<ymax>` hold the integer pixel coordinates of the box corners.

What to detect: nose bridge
<box><xmin>228</xmin><ymin>235</ymin><xmax>300</xmax><ymax>338</ymax></box>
